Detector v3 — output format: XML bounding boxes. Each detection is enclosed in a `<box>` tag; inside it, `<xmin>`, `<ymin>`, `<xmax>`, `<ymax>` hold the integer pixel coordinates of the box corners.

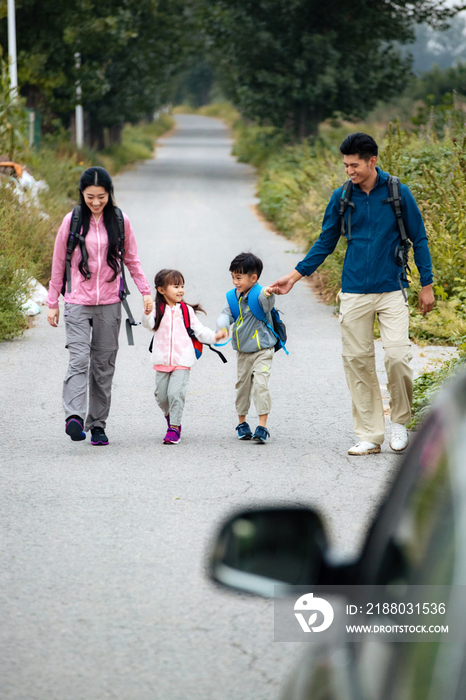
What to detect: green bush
<box><xmin>0</xmin><ymin>256</ymin><xmax>29</xmax><ymax>340</ymax></box>
<box><xmin>409</xmin><ymin>351</ymin><xmax>466</xmax><ymax>427</ymax></box>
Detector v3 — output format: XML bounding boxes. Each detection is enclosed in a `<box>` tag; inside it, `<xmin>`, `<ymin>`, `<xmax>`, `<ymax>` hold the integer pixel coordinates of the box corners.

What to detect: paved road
<box><xmin>1</xmin><ymin>115</ymin><xmax>400</xmax><ymax>700</ymax></box>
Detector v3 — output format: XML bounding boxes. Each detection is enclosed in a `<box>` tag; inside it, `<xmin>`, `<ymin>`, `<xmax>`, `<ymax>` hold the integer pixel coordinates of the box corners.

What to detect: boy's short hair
<box><xmin>340</xmin><ymin>132</ymin><xmax>378</xmax><ymax>161</ymax></box>
<box><xmin>229</xmin><ymin>252</ymin><xmax>263</xmax><ymax>279</ymax></box>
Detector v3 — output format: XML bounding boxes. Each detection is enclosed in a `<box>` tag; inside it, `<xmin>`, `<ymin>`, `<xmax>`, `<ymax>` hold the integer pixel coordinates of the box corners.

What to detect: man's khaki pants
<box><xmin>339</xmin><ymin>291</ymin><xmax>413</xmax><ymax>445</ymax></box>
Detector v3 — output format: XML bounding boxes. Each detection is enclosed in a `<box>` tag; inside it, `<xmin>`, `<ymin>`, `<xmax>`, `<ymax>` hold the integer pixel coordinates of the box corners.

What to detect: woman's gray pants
<box><xmin>63</xmin><ymin>303</ymin><xmax>121</xmax><ymax>431</ymax></box>
<box><xmin>154</xmin><ymin>370</ymin><xmax>190</xmax><ymax>426</ymax></box>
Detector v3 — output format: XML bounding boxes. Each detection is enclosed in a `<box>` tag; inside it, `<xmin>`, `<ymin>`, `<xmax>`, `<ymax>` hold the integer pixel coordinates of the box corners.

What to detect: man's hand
<box><xmin>418</xmin><ymin>284</ymin><xmax>435</xmax><ymax>316</ymax></box>
<box><xmin>269</xmin><ymin>270</ymin><xmax>303</xmax><ymax>295</ymax></box>
<box><xmin>143</xmin><ymin>295</ymin><xmax>153</xmax><ymax>315</ymax></box>
<box><xmin>47</xmin><ymin>308</ymin><xmax>59</xmax><ymax>327</ymax></box>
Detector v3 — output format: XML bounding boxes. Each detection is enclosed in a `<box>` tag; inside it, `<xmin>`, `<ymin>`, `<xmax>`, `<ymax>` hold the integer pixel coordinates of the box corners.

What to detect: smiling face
<box><xmin>82</xmin><ymin>185</ymin><xmax>109</xmax><ymax>217</ymax></box>
<box><xmin>159</xmin><ymin>282</ymin><xmax>185</xmax><ymax>307</ymax></box>
<box><xmin>231</xmin><ymin>271</ymin><xmax>258</xmax><ymax>296</ymax></box>
<box><xmin>343</xmin><ymin>153</ymin><xmax>378</xmax><ymax>189</ymax></box>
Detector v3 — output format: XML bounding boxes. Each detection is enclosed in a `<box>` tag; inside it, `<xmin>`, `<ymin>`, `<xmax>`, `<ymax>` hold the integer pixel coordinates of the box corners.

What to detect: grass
<box><xmin>409</xmin><ymin>351</ymin><xmax>466</xmax><ymax>427</ymax></box>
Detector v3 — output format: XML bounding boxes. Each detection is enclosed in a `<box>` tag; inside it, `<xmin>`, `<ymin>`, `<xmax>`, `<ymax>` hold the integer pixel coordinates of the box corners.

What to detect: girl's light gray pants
<box><xmin>154</xmin><ymin>369</ymin><xmax>190</xmax><ymax>426</ymax></box>
<box><xmin>63</xmin><ymin>303</ymin><xmax>121</xmax><ymax>430</ymax></box>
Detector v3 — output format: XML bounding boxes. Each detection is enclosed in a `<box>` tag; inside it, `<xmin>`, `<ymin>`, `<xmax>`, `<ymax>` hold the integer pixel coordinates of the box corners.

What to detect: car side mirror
<box><xmin>209</xmin><ymin>507</ymin><xmax>329</xmax><ymax>597</ymax></box>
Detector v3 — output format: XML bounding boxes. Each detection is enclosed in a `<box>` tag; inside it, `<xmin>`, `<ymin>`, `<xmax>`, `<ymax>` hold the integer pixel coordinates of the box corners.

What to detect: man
<box><xmin>271</xmin><ymin>132</ymin><xmax>435</xmax><ymax>455</ymax></box>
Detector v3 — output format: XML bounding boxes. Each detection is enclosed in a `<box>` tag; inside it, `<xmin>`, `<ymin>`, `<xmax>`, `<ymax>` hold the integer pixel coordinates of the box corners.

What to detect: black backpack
<box><xmin>61</xmin><ymin>205</ymin><xmax>139</xmax><ymax>344</ymax></box>
<box><xmin>338</xmin><ymin>175</ymin><xmax>411</xmax><ymax>300</ymax></box>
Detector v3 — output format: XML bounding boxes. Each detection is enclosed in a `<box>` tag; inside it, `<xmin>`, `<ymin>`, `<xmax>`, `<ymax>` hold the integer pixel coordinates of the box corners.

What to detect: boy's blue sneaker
<box><xmin>236</xmin><ymin>422</ymin><xmax>253</xmax><ymax>440</ymax></box>
<box><xmin>253</xmin><ymin>426</ymin><xmax>270</xmax><ymax>443</ymax></box>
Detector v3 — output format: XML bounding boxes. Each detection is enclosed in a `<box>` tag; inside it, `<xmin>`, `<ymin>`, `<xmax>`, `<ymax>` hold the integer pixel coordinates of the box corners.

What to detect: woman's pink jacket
<box><xmin>47</xmin><ymin>211</ymin><xmax>151</xmax><ymax>308</ymax></box>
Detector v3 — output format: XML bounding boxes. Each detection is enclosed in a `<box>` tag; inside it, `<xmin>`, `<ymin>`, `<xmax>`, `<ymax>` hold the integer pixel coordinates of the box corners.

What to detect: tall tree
<box><xmin>0</xmin><ymin>0</ymin><xmax>191</xmax><ymax>144</ymax></box>
<box><xmin>198</xmin><ymin>0</ymin><xmax>465</xmax><ymax>137</ymax></box>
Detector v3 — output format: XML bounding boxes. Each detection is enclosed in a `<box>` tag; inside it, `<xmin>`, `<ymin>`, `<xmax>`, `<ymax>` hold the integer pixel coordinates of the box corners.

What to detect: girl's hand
<box><xmin>143</xmin><ymin>295</ymin><xmax>153</xmax><ymax>315</ymax></box>
<box><xmin>215</xmin><ymin>328</ymin><xmax>228</xmax><ymax>341</ymax></box>
<box><xmin>47</xmin><ymin>308</ymin><xmax>59</xmax><ymax>327</ymax></box>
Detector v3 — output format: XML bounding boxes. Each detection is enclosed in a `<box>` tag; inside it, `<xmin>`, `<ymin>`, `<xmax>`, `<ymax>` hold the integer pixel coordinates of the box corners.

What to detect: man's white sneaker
<box><xmin>390</xmin><ymin>423</ymin><xmax>409</xmax><ymax>452</ymax></box>
<box><xmin>348</xmin><ymin>441</ymin><xmax>381</xmax><ymax>455</ymax></box>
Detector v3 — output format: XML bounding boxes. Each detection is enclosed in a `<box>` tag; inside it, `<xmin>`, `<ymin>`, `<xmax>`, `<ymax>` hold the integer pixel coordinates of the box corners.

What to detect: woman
<box><xmin>47</xmin><ymin>166</ymin><xmax>153</xmax><ymax>445</ymax></box>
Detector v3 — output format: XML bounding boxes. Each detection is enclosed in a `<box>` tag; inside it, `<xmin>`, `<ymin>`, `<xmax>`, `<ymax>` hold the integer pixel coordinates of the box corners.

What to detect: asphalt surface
<box><xmin>1</xmin><ymin>115</ymin><xmax>401</xmax><ymax>700</ymax></box>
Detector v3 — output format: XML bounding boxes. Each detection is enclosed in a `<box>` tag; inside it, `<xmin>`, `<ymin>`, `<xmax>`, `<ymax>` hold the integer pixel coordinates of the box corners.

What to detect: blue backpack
<box><xmin>226</xmin><ymin>285</ymin><xmax>289</xmax><ymax>354</ymax></box>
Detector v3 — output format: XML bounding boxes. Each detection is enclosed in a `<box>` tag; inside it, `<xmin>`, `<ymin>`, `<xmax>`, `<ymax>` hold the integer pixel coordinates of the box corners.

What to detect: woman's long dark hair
<box><xmin>78</xmin><ymin>167</ymin><xmax>120</xmax><ymax>282</ymax></box>
<box><xmin>153</xmin><ymin>269</ymin><xmax>206</xmax><ymax>331</ymax></box>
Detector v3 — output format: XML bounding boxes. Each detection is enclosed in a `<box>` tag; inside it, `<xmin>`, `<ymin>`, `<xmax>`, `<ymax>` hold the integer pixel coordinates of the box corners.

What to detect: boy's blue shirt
<box><xmin>295</xmin><ymin>168</ymin><xmax>433</xmax><ymax>293</ymax></box>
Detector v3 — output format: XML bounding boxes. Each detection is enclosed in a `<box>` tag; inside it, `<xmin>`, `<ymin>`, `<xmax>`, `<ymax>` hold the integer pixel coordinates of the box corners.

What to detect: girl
<box><xmin>142</xmin><ymin>269</ymin><xmax>226</xmax><ymax>444</ymax></box>
<box><xmin>47</xmin><ymin>166</ymin><xmax>153</xmax><ymax>446</ymax></box>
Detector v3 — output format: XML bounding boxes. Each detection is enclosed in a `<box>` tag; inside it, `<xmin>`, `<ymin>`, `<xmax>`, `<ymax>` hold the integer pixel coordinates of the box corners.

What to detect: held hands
<box><xmin>215</xmin><ymin>328</ymin><xmax>228</xmax><ymax>342</ymax></box>
<box><xmin>47</xmin><ymin>308</ymin><xmax>59</xmax><ymax>327</ymax></box>
<box><xmin>143</xmin><ymin>295</ymin><xmax>154</xmax><ymax>315</ymax></box>
<box><xmin>418</xmin><ymin>284</ymin><xmax>435</xmax><ymax>316</ymax></box>
<box><xmin>269</xmin><ymin>270</ymin><xmax>302</xmax><ymax>295</ymax></box>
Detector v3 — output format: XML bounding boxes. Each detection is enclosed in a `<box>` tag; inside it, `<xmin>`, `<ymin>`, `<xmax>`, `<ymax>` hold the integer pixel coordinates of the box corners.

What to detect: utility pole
<box><xmin>7</xmin><ymin>0</ymin><xmax>18</xmax><ymax>97</ymax></box>
<box><xmin>75</xmin><ymin>52</ymin><xmax>84</xmax><ymax>148</ymax></box>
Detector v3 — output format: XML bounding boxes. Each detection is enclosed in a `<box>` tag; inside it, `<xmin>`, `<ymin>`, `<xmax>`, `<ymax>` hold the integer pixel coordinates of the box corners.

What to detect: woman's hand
<box><xmin>143</xmin><ymin>295</ymin><xmax>153</xmax><ymax>315</ymax></box>
<box><xmin>214</xmin><ymin>328</ymin><xmax>228</xmax><ymax>341</ymax></box>
<box><xmin>47</xmin><ymin>308</ymin><xmax>59</xmax><ymax>327</ymax></box>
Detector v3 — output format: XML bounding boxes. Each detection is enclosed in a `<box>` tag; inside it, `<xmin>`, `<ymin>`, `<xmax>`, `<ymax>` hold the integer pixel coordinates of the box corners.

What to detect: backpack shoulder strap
<box><xmin>114</xmin><ymin>207</ymin><xmax>125</xmax><ymax>251</ymax></box>
<box><xmin>384</xmin><ymin>175</ymin><xmax>408</xmax><ymax>242</ymax></box>
<box><xmin>338</xmin><ymin>180</ymin><xmax>355</xmax><ymax>241</ymax></box>
<box><xmin>246</xmin><ymin>284</ymin><xmax>266</xmax><ymax>322</ymax></box>
<box><xmin>179</xmin><ymin>302</ymin><xmax>192</xmax><ymax>334</ymax></box>
<box><xmin>64</xmin><ymin>206</ymin><xmax>83</xmax><ymax>293</ymax></box>
<box><xmin>226</xmin><ymin>288</ymin><xmax>240</xmax><ymax>320</ymax></box>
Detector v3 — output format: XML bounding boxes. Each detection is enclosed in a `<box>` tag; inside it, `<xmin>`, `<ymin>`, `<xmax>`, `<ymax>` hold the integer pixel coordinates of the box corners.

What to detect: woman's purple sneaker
<box><xmin>65</xmin><ymin>415</ymin><xmax>86</xmax><ymax>441</ymax></box>
<box><xmin>163</xmin><ymin>426</ymin><xmax>181</xmax><ymax>444</ymax></box>
<box><xmin>91</xmin><ymin>427</ymin><xmax>109</xmax><ymax>446</ymax></box>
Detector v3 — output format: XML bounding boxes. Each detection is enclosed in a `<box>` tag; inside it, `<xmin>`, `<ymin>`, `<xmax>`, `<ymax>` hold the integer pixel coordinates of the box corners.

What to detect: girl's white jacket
<box><xmin>142</xmin><ymin>303</ymin><xmax>217</xmax><ymax>368</ymax></box>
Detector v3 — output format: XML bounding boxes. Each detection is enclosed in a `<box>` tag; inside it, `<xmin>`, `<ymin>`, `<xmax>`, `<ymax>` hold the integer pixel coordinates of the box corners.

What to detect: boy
<box><xmin>217</xmin><ymin>252</ymin><xmax>276</xmax><ymax>443</ymax></box>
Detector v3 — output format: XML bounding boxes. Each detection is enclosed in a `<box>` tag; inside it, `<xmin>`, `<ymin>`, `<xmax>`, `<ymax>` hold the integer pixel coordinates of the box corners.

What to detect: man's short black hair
<box><xmin>229</xmin><ymin>252</ymin><xmax>263</xmax><ymax>279</ymax></box>
<box><xmin>340</xmin><ymin>132</ymin><xmax>378</xmax><ymax>161</ymax></box>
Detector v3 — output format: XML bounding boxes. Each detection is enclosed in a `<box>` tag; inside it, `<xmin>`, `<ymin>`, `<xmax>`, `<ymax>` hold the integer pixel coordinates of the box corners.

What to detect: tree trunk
<box><xmin>90</xmin><ymin>122</ymin><xmax>105</xmax><ymax>150</ymax></box>
<box><xmin>108</xmin><ymin>123</ymin><xmax>123</xmax><ymax>146</ymax></box>
<box><xmin>297</xmin><ymin>105</ymin><xmax>318</xmax><ymax>139</ymax></box>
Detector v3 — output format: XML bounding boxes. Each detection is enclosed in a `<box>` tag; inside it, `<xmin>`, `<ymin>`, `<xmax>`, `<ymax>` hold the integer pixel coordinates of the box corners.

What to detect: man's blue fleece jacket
<box><xmin>295</xmin><ymin>168</ymin><xmax>433</xmax><ymax>293</ymax></box>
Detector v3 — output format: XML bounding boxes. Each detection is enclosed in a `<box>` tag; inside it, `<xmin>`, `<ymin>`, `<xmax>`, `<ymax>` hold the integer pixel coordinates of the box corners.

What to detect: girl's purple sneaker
<box><xmin>163</xmin><ymin>426</ymin><xmax>181</xmax><ymax>444</ymax></box>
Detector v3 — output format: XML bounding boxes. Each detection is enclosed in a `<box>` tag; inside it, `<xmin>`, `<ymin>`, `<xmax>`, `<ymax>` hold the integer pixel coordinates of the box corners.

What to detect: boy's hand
<box><xmin>263</xmin><ymin>286</ymin><xmax>274</xmax><ymax>297</ymax></box>
<box><xmin>215</xmin><ymin>328</ymin><xmax>228</xmax><ymax>341</ymax></box>
<box><xmin>143</xmin><ymin>295</ymin><xmax>153</xmax><ymax>315</ymax></box>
